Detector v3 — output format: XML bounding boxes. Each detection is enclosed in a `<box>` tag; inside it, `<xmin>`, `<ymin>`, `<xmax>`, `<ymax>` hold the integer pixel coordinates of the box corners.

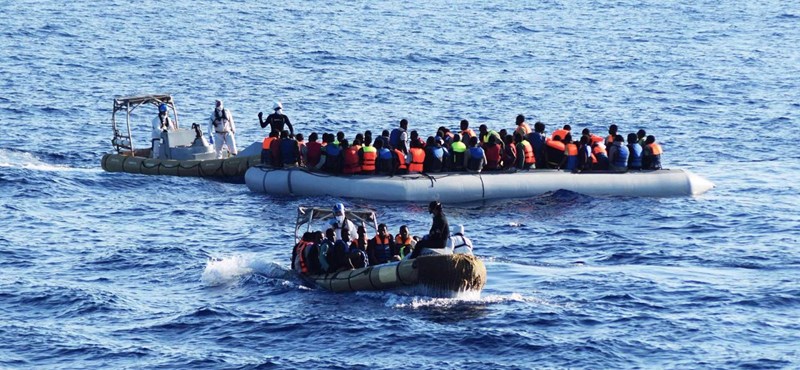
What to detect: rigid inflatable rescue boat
<box><xmin>247</xmin><ymin>166</ymin><xmax>714</xmax><ymax>202</ymax></box>
<box><xmin>100</xmin><ymin>94</ymin><xmax>259</xmax><ymax>181</ymax></box>
<box><xmin>293</xmin><ymin>206</ymin><xmax>486</xmax><ymax>297</ymax></box>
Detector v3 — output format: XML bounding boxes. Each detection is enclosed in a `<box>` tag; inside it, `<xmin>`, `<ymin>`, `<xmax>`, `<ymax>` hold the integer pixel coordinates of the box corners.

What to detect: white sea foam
<box><xmin>0</xmin><ymin>148</ymin><xmax>98</xmax><ymax>173</ymax></box>
<box><xmin>201</xmin><ymin>254</ymin><xmax>294</xmax><ymax>286</ymax></box>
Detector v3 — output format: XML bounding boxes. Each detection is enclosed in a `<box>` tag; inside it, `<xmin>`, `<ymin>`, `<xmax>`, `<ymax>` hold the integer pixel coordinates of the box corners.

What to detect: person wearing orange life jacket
<box><xmin>260</xmin><ymin>131</ymin><xmax>279</xmax><ymax>165</ymax></box>
<box><xmin>391</xmin><ymin>141</ymin><xmax>409</xmax><ymax>175</ymax></box>
<box><xmin>514</xmin><ymin>114</ymin><xmax>532</xmax><ymax>138</ymax></box>
<box><xmin>559</xmin><ymin>134</ymin><xmax>579</xmax><ymax>171</ymax></box>
<box><xmin>643</xmin><ymin>135</ymin><xmax>663</xmax><ymax>170</ymax></box>
<box><xmin>514</xmin><ymin>132</ymin><xmax>535</xmax><ymax>170</ymax></box>
<box><xmin>605</xmin><ymin>124</ymin><xmax>619</xmax><ymax>147</ymax></box>
<box><xmin>407</xmin><ymin>141</ymin><xmax>426</xmax><ymax>173</ymax></box>
<box><xmin>551</xmin><ymin>124</ymin><xmax>571</xmax><ymax>142</ymax></box>
<box><xmin>341</xmin><ymin>139</ymin><xmax>361</xmax><ymax>175</ymax></box>
<box><xmin>459</xmin><ymin>119</ymin><xmax>476</xmax><ymax>141</ymax></box>
<box><xmin>292</xmin><ymin>232</ymin><xmax>315</xmax><ymax>274</ymax></box>
<box><xmin>591</xmin><ymin>141</ymin><xmax>610</xmax><ymax>170</ymax></box>
<box><xmin>303</xmin><ymin>132</ymin><xmax>323</xmax><ymax>168</ymax></box>
<box><xmin>394</xmin><ymin>225</ymin><xmax>417</xmax><ymax>259</ymax></box>
<box><xmin>368</xmin><ymin>223</ymin><xmax>397</xmax><ymax>265</ymax></box>
<box><xmin>544</xmin><ymin>134</ymin><xmax>566</xmax><ymax>169</ymax></box>
<box><xmin>358</xmin><ymin>137</ymin><xmax>377</xmax><ymax>174</ymax></box>
<box><xmin>483</xmin><ymin>135</ymin><xmax>502</xmax><ymax>170</ymax></box>
<box><xmin>581</xmin><ymin>128</ymin><xmax>604</xmax><ymax>145</ymax></box>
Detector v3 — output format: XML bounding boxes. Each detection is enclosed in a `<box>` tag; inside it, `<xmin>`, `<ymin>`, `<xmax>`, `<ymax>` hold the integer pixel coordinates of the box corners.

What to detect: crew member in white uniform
<box><xmin>208</xmin><ymin>99</ymin><xmax>238</xmax><ymax>159</ymax></box>
<box><xmin>328</xmin><ymin>203</ymin><xmax>357</xmax><ymax>242</ymax></box>
<box><xmin>151</xmin><ymin>103</ymin><xmax>175</xmax><ymax>159</ymax></box>
<box><xmin>446</xmin><ymin>225</ymin><xmax>474</xmax><ymax>255</ymax></box>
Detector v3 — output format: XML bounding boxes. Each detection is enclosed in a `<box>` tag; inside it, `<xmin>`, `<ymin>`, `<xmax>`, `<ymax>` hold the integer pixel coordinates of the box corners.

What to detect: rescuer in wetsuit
<box><xmin>409</xmin><ymin>201</ymin><xmax>450</xmax><ymax>259</ymax></box>
<box><xmin>258</xmin><ymin>101</ymin><xmax>294</xmax><ymax>136</ymax></box>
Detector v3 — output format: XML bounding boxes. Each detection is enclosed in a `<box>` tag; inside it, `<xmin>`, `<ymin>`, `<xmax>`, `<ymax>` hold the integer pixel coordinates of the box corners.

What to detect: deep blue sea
<box><xmin>2</xmin><ymin>1</ymin><xmax>799</xmax><ymax>368</ymax></box>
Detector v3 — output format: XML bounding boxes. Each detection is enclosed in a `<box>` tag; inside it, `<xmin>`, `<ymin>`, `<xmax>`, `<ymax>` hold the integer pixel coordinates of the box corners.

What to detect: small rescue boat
<box><xmin>100</xmin><ymin>94</ymin><xmax>259</xmax><ymax>180</ymax></box>
<box><xmin>293</xmin><ymin>206</ymin><xmax>487</xmax><ymax>297</ymax></box>
<box><xmin>246</xmin><ymin>166</ymin><xmax>715</xmax><ymax>202</ymax></box>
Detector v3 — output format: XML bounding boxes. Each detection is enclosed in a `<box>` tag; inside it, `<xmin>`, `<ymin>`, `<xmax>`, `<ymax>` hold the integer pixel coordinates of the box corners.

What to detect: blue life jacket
<box><xmin>376</xmin><ymin>148</ymin><xmax>393</xmax><ymax>174</ymax></box>
<box><xmin>467</xmin><ymin>147</ymin><xmax>485</xmax><ymax>171</ymax></box>
<box><xmin>627</xmin><ymin>143</ymin><xmax>643</xmax><ymax>169</ymax></box>
<box><xmin>425</xmin><ymin>146</ymin><xmax>445</xmax><ymax>173</ymax></box>
<box><xmin>613</xmin><ymin>144</ymin><xmax>629</xmax><ymax>168</ymax></box>
<box><xmin>316</xmin><ymin>241</ymin><xmax>331</xmax><ymax>273</ymax></box>
<box><xmin>280</xmin><ymin>139</ymin><xmax>298</xmax><ymax>164</ymax></box>
<box><xmin>389</xmin><ymin>128</ymin><xmax>405</xmax><ymax>148</ymax></box>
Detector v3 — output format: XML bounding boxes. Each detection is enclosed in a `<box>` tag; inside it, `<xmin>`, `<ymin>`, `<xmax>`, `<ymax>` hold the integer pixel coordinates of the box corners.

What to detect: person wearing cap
<box><xmin>328</xmin><ymin>203</ymin><xmax>357</xmax><ymax>242</ymax></box>
<box><xmin>208</xmin><ymin>100</ymin><xmax>238</xmax><ymax>159</ymax></box>
<box><xmin>259</xmin><ymin>101</ymin><xmax>294</xmax><ymax>137</ymax></box>
<box><xmin>447</xmin><ymin>225</ymin><xmax>474</xmax><ymax>255</ymax></box>
<box><xmin>151</xmin><ymin>103</ymin><xmax>176</xmax><ymax>158</ymax></box>
<box><xmin>409</xmin><ymin>201</ymin><xmax>450</xmax><ymax>259</ymax></box>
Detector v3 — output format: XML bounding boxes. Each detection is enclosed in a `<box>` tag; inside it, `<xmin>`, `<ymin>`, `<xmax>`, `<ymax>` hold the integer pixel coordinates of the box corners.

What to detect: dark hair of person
<box><xmin>309</xmin><ymin>132</ymin><xmax>318</xmax><ymax>142</ymax></box>
<box><xmin>469</xmin><ymin>136</ymin><xmax>479</xmax><ymax>147</ymax></box>
<box><xmin>534</xmin><ymin>121</ymin><xmax>545</xmax><ymax>133</ymax></box>
<box><xmin>296</xmin><ymin>133</ymin><xmax>304</xmax><ymax>141</ymax></box>
<box><xmin>516</xmin><ymin>114</ymin><xmax>525</xmax><ymax>124</ymax></box>
<box><xmin>627</xmin><ymin>133</ymin><xmax>638</xmax><ymax>143</ymax></box>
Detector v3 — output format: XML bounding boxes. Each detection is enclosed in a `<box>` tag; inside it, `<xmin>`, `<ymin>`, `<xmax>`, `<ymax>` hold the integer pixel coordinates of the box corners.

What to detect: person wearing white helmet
<box><xmin>328</xmin><ymin>203</ymin><xmax>356</xmax><ymax>242</ymax></box>
<box><xmin>208</xmin><ymin>99</ymin><xmax>238</xmax><ymax>159</ymax></box>
<box><xmin>258</xmin><ymin>101</ymin><xmax>294</xmax><ymax>136</ymax></box>
<box><xmin>151</xmin><ymin>103</ymin><xmax>175</xmax><ymax>159</ymax></box>
<box><xmin>447</xmin><ymin>225</ymin><xmax>474</xmax><ymax>255</ymax></box>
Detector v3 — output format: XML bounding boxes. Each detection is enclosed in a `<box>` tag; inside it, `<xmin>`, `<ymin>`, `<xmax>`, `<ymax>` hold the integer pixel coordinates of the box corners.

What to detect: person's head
<box><xmin>428</xmin><ymin>200</ymin><xmax>442</xmax><ymax>215</ymax></box>
<box><xmin>302</xmin><ymin>232</ymin><xmax>312</xmax><ymax>241</ymax></box>
<box><xmin>627</xmin><ymin>133</ymin><xmax>638</xmax><ymax>144</ymax></box>
<box><xmin>273</xmin><ymin>101</ymin><xmax>282</xmax><ymax>111</ymax></box>
<box><xmin>503</xmin><ymin>134</ymin><xmax>513</xmax><ymax>145</ymax></box>
<box><xmin>341</xmin><ymin>227</ymin><xmax>350</xmax><ymax>241</ymax></box>
<box><xmin>609</xmin><ymin>124</ymin><xmax>618</xmax><ymax>134</ymax></box>
<box><xmin>637</xmin><ymin>129</ymin><xmax>646</xmax><ymax>140</ymax></box>
<box><xmin>400</xmin><ymin>119</ymin><xmax>408</xmax><ymax>129</ymax></box>
<box><xmin>426</xmin><ymin>136</ymin><xmax>436</xmax><ymax>147</ymax></box>
<box><xmin>516</xmin><ymin>114</ymin><xmax>525</xmax><ymax>125</ymax></box>
<box><xmin>513</xmin><ymin>132</ymin><xmax>522</xmax><ymax>144</ymax></box>
<box><xmin>296</xmin><ymin>133</ymin><xmax>304</xmax><ymax>142</ymax></box>
<box><xmin>340</xmin><ymin>138</ymin><xmax>349</xmax><ymax>149</ymax></box>
<box><xmin>410</xmin><ymin>130</ymin><xmax>419</xmax><ymax>141</ymax></box>
<box><xmin>469</xmin><ymin>136</ymin><xmax>479</xmax><ymax>147</ymax></box>
<box><xmin>322</xmin><ymin>133</ymin><xmax>332</xmax><ymax>143</ymax></box>
<box><xmin>325</xmin><ymin>228</ymin><xmax>335</xmax><ymax>241</ymax></box>
<box><xmin>581</xmin><ymin>128</ymin><xmax>590</xmax><ymax>136</ymax></box>
<box><xmin>460</xmin><ymin>119</ymin><xmax>469</xmax><ymax>131</ymax></box>
<box><xmin>534</xmin><ymin>121</ymin><xmax>545</xmax><ymax>133</ymax></box>
<box><xmin>563</xmin><ymin>133</ymin><xmax>572</xmax><ymax>144</ymax></box>
<box><xmin>364</xmin><ymin>130</ymin><xmax>372</xmax><ymax>141</ymax></box>
<box><xmin>579</xmin><ymin>135</ymin><xmax>589</xmax><ymax>146</ymax></box>
<box><xmin>553</xmin><ymin>134</ymin><xmax>562</xmax><ymax>141</ymax></box>
<box><xmin>377</xmin><ymin>223</ymin><xmax>389</xmax><ymax>237</ymax></box>
<box><xmin>435</xmin><ymin>136</ymin><xmax>444</xmax><ymax>147</ymax></box>
<box><xmin>309</xmin><ymin>132</ymin><xmax>318</xmax><ymax>142</ymax></box>
<box><xmin>357</xmin><ymin>225</ymin><xmax>367</xmax><ymax>238</ymax></box>
<box><xmin>215</xmin><ymin>99</ymin><xmax>223</xmax><ymax>109</ymax></box>
<box><xmin>499</xmin><ymin>129</ymin><xmax>508</xmax><ymax>139</ymax></box>
<box><xmin>456</xmin><ymin>225</ymin><xmax>465</xmax><ymax>235</ymax></box>
<box><xmin>336</xmin><ymin>131</ymin><xmax>345</xmax><ymax>142</ymax></box>
<box><xmin>399</xmin><ymin>225</ymin><xmax>409</xmax><ymax>238</ymax></box>
<box><xmin>615</xmin><ymin>134</ymin><xmax>625</xmax><ymax>143</ymax></box>
<box><xmin>453</xmin><ymin>133</ymin><xmax>462</xmax><ymax>143</ymax></box>
<box><xmin>382</xmin><ymin>129</ymin><xmax>390</xmax><ymax>137</ymax></box>
<box><xmin>333</xmin><ymin>203</ymin><xmax>346</xmax><ymax>223</ymax></box>
<box><xmin>374</xmin><ymin>139</ymin><xmax>383</xmax><ymax>150</ymax></box>
<box><xmin>479</xmin><ymin>124</ymin><xmax>488</xmax><ymax>134</ymax></box>
<box><xmin>158</xmin><ymin>103</ymin><xmax>168</xmax><ymax>114</ymax></box>
<box><xmin>312</xmin><ymin>231</ymin><xmax>324</xmax><ymax>243</ymax></box>
<box><xmin>645</xmin><ymin>135</ymin><xmax>656</xmax><ymax>144</ymax></box>
<box><xmin>355</xmin><ymin>133</ymin><xmax>364</xmax><ymax>144</ymax></box>
<box><xmin>280</xmin><ymin>130</ymin><xmax>289</xmax><ymax>139</ymax></box>
<box><xmin>488</xmin><ymin>134</ymin><xmax>497</xmax><ymax>145</ymax></box>
<box><xmin>269</xmin><ymin>131</ymin><xmax>279</xmax><ymax>138</ymax></box>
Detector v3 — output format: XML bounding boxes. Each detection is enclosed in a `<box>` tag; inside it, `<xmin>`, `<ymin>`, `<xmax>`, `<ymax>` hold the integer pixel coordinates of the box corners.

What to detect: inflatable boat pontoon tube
<box><xmin>246</xmin><ymin>167</ymin><xmax>714</xmax><ymax>202</ymax></box>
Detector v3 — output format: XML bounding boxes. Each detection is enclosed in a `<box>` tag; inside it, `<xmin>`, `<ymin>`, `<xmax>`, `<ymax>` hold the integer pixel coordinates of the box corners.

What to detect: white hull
<box><xmin>246</xmin><ymin>167</ymin><xmax>714</xmax><ymax>202</ymax></box>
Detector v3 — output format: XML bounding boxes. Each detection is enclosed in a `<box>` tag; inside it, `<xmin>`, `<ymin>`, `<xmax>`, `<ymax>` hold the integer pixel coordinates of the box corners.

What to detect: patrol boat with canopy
<box><xmin>293</xmin><ymin>206</ymin><xmax>486</xmax><ymax>298</ymax></box>
<box><xmin>101</xmin><ymin>94</ymin><xmax>260</xmax><ymax>180</ymax></box>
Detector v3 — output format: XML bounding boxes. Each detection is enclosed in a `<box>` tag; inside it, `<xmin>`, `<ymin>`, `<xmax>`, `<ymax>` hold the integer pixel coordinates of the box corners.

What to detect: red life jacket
<box><xmin>305</xmin><ymin>141</ymin><xmax>322</xmax><ymax>167</ymax></box>
<box><xmin>361</xmin><ymin>146</ymin><xmax>377</xmax><ymax>173</ymax></box>
<box><xmin>342</xmin><ymin>147</ymin><xmax>361</xmax><ymax>174</ymax></box>
<box><xmin>484</xmin><ymin>144</ymin><xmax>501</xmax><ymax>170</ymax></box>
<box><xmin>408</xmin><ymin>147</ymin><xmax>425</xmax><ymax>173</ymax></box>
<box><xmin>293</xmin><ymin>240</ymin><xmax>313</xmax><ymax>274</ymax></box>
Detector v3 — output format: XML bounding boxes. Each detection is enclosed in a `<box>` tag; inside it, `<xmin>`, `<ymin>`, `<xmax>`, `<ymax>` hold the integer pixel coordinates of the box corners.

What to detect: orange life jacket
<box><xmin>395</xmin><ymin>235</ymin><xmax>413</xmax><ymax>258</ymax></box>
<box><xmin>262</xmin><ymin>136</ymin><xmax>277</xmax><ymax>150</ymax></box>
<box><xmin>546</xmin><ymin>138</ymin><xmax>565</xmax><ymax>151</ymax></box>
<box><xmin>342</xmin><ymin>147</ymin><xmax>361</xmax><ymax>174</ymax></box>
<box><xmin>648</xmin><ymin>142</ymin><xmax>663</xmax><ymax>155</ymax></box>
<box><xmin>461</xmin><ymin>128</ymin><xmax>476</xmax><ymax>139</ymax></box>
<box><xmin>408</xmin><ymin>147</ymin><xmax>425</xmax><ymax>173</ymax></box>
<box><xmin>521</xmin><ymin>140</ymin><xmax>535</xmax><ymax>164</ymax></box>
<box><xmin>361</xmin><ymin>146</ymin><xmax>377</xmax><ymax>172</ymax></box>
<box><xmin>293</xmin><ymin>240</ymin><xmax>313</xmax><ymax>274</ymax></box>
<box><xmin>394</xmin><ymin>149</ymin><xmax>407</xmax><ymax>170</ymax></box>
<box><xmin>590</xmin><ymin>134</ymin><xmax>604</xmax><ymax>144</ymax></box>
<box><xmin>551</xmin><ymin>129</ymin><xmax>569</xmax><ymax>141</ymax></box>
<box><xmin>516</xmin><ymin>123</ymin><xmax>531</xmax><ymax>136</ymax></box>
<box><xmin>565</xmin><ymin>143</ymin><xmax>578</xmax><ymax>156</ymax></box>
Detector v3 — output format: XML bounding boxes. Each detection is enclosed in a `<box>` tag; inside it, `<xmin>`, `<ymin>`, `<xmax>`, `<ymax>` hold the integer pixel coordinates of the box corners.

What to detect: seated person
<box><xmin>465</xmin><ymin>136</ymin><xmax>487</xmax><ymax>173</ymax></box>
<box><xmin>394</xmin><ymin>225</ymin><xmax>417</xmax><ymax>259</ymax></box>
<box><xmin>327</xmin><ymin>227</ymin><xmax>354</xmax><ymax>272</ymax></box>
<box><xmin>368</xmin><ymin>223</ymin><xmax>397</xmax><ymax>265</ymax></box>
<box><xmin>447</xmin><ymin>225</ymin><xmax>474</xmax><ymax>255</ymax></box>
<box><xmin>409</xmin><ymin>201</ymin><xmax>450</xmax><ymax>259</ymax></box>
<box><xmin>348</xmin><ymin>226</ymin><xmax>369</xmax><ymax>269</ymax></box>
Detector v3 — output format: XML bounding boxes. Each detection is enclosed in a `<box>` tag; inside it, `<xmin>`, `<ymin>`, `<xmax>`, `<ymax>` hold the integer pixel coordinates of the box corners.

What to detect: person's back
<box><xmin>269</xmin><ymin>135</ymin><xmax>283</xmax><ymax>167</ymax></box>
<box><xmin>545</xmin><ymin>136</ymin><xmax>565</xmax><ymax>168</ymax></box>
<box><xmin>292</xmin><ymin>234</ymin><xmax>314</xmax><ymax>274</ymax></box>
<box><xmin>450</xmin><ymin>135</ymin><xmax>467</xmax><ymax>171</ymax></box>
<box><xmin>341</xmin><ymin>140</ymin><xmax>361</xmax><ymax>174</ymax></box>
<box><xmin>280</xmin><ymin>132</ymin><xmax>299</xmax><ymax>166</ymax></box>
<box><xmin>516</xmin><ymin>133</ymin><xmax>535</xmax><ymax>169</ymax></box>
<box><xmin>484</xmin><ymin>141</ymin><xmax>502</xmax><ymax>170</ymax></box>
<box><xmin>322</xmin><ymin>137</ymin><xmax>342</xmax><ymax>173</ymax></box>
<box><xmin>408</xmin><ymin>145</ymin><xmax>425</xmax><ymax>173</ymax></box>
<box><xmin>447</xmin><ymin>225</ymin><xmax>474</xmax><ymax>255</ymax></box>
<box><xmin>375</xmin><ymin>141</ymin><xmax>393</xmax><ymax>175</ymax></box>
<box><xmin>592</xmin><ymin>142</ymin><xmax>610</xmax><ymax>170</ymax></box>
<box><xmin>528</xmin><ymin>122</ymin><xmax>547</xmax><ymax>169</ymax></box>
<box><xmin>424</xmin><ymin>140</ymin><xmax>445</xmax><ymax>173</ymax></box>
<box><xmin>503</xmin><ymin>135</ymin><xmax>517</xmax><ymax>170</ymax></box>
<box><xmin>626</xmin><ymin>133</ymin><xmax>643</xmax><ymax>170</ymax></box>
<box><xmin>305</xmin><ymin>134</ymin><xmax>323</xmax><ymax>168</ymax></box>
<box><xmin>261</xmin><ymin>132</ymin><xmax>279</xmax><ymax>165</ymax></box>
<box><xmin>643</xmin><ymin>135</ymin><xmax>663</xmax><ymax>170</ymax></box>
<box><xmin>563</xmin><ymin>140</ymin><xmax>578</xmax><ymax>171</ymax></box>
<box><xmin>389</xmin><ymin>119</ymin><xmax>408</xmax><ymax>148</ymax></box>
<box><xmin>466</xmin><ymin>137</ymin><xmax>486</xmax><ymax>173</ymax></box>
<box><xmin>576</xmin><ymin>136</ymin><xmax>592</xmax><ymax>172</ymax></box>
<box><xmin>609</xmin><ymin>135</ymin><xmax>629</xmax><ymax>172</ymax></box>
<box><xmin>359</xmin><ymin>142</ymin><xmax>377</xmax><ymax>174</ymax></box>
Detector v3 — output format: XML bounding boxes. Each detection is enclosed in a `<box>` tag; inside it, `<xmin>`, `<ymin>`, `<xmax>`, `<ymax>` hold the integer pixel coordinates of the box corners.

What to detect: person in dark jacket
<box><xmin>409</xmin><ymin>201</ymin><xmax>450</xmax><ymax>259</ymax></box>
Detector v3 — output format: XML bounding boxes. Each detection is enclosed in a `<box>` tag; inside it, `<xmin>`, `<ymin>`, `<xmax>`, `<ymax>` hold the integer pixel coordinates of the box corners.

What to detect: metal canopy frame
<box><xmin>110</xmin><ymin>94</ymin><xmax>180</xmax><ymax>154</ymax></box>
<box><xmin>294</xmin><ymin>206</ymin><xmax>378</xmax><ymax>242</ymax></box>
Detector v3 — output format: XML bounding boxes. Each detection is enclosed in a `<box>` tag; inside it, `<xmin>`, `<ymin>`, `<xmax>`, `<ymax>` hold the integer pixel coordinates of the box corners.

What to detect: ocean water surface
<box><xmin>1</xmin><ymin>0</ymin><xmax>799</xmax><ymax>368</ymax></box>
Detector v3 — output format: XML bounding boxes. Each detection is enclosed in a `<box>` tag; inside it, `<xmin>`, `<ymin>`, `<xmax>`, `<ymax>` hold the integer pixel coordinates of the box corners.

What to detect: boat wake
<box><xmin>0</xmin><ymin>148</ymin><xmax>99</xmax><ymax>173</ymax></box>
<box><xmin>201</xmin><ymin>254</ymin><xmax>293</xmax><ymax>286</ymax></box>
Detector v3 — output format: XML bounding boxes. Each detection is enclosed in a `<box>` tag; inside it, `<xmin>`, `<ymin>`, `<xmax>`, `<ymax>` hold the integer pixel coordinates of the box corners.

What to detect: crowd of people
<box><xmin>291</xmin><ymin>202</ymin><xmax>473</xmax><ymax>275</ymax></box>
<box><xmin>258</xmin><ymin>105</ymin><xmax>665</xmax><ymax>174</ymax></box>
